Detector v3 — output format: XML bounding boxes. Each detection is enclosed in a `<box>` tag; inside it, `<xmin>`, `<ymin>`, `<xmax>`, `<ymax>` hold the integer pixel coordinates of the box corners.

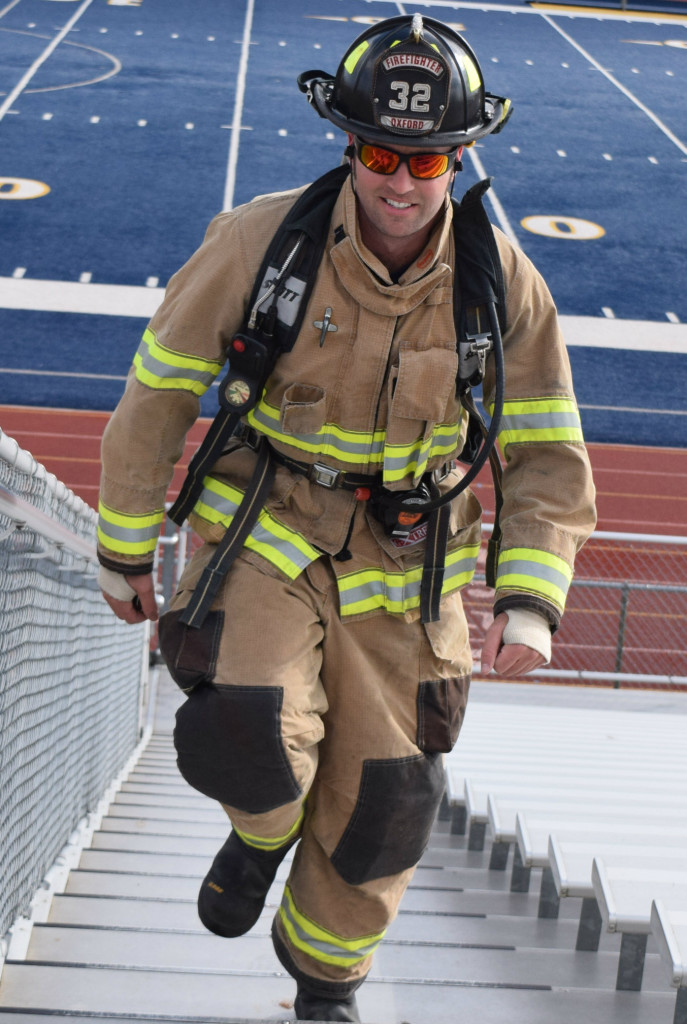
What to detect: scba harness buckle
<box><xmin>311</xmin><ymin>463</ymin><xmax>340</xmax><ymax>489</ymax></box>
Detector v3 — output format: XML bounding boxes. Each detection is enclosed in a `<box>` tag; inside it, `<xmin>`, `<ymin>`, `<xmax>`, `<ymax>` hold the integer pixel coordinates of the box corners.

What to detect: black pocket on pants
<box><xmin>158</xmin><ymin>608</ymin><xmax>224</xmax><ymax>694</ymax></box>
<box><xmin>331</xmin><ymin>753</ymin><xmax>444</xmax><ymax>886</ymax></box>
<box><xmin>417</xmin><ymin>676</ymin><xmax>469</xmax><ymax>754</ymax></box>
<box><xmin>173</xmin><ymin>684</ymin><xmax>302</xmax><ymax>813</ymax></box>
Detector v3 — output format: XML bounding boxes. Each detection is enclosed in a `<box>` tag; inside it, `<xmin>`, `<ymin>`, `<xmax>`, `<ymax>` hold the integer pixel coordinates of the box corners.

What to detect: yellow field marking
<box><xmin>531</xmin><ymin>3</ymin><xmax>687</xmax><ymax>21</ymax></box>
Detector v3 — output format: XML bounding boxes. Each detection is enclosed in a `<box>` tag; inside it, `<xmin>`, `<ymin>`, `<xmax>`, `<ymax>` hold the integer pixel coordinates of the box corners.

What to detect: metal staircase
<box><xmin>0</xmin><ymin>673</ymin><xmax>676</xmax><ymax>1024</ymax></box>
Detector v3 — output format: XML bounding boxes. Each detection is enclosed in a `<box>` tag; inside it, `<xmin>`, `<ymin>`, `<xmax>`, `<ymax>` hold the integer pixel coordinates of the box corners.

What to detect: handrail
<box><xmin>0</xmin><ymin>428</ymin><xmax>97</xmax><ymax>563</ymax></box>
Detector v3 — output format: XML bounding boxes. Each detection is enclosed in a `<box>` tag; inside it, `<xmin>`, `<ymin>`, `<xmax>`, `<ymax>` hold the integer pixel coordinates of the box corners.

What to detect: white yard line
<box><xmin>466</xmin><ymin>147</ymin><xmax>521</xmax><ymax>248</ymax></box>
<box><xmin>0</xmin><ymin>0</ymin><xmax>96</xmax><ymax>122</ymax></box>
<box><xmin>541</xmin><ymin>13</ymin><xmax>687</xmax><ymax>158</ymax></box>
<box><xmin>372</xmin><ymin>0</ymin><xmax>687</xmax><ymax>23</ymax></box>
<box><xmin>0</xmin><ymin>0</ymin><xmax>24</xmax><ymax>21</ymax></box>
<box><xmin>223</xmin><ymin>0</ymin><xmax>255</xmax><ymax>212</ymax></box>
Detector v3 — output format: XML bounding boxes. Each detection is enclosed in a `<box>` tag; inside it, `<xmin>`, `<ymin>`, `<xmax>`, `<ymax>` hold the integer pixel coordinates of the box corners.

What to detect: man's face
<box><xmin>350</xmin><ymin>135</ymin><xmax>458</xmax><ymax>256</ymax></box>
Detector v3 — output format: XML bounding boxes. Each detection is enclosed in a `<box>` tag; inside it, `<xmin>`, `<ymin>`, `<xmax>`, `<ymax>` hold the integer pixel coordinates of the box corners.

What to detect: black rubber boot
<box><xmin>197</xmin><ymin>830</ymin><xmax>295</xmax><ymax>938</ymax></box>
<box><xmin>294</xmin><ymin>986</ymin><xmax>361</xmax><ymax>1022</ymax></box>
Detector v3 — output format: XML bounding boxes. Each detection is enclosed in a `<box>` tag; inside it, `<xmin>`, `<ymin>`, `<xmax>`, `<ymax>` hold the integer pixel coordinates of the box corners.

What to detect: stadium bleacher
<box><xmin>1</xmin><ymin>0</ymin><xmax>686</xmax><ymax>1021</ymax></box>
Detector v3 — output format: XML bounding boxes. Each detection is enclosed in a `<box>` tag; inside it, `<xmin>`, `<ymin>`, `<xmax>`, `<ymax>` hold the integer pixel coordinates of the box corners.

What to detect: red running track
<box><xmin>2</xmin><ymin>405</ymin><xmax>684</xmax><ymax>686</ymax></box>
<box><xmin>1</xmin><ymin>404</ymin><xmax>684</xmax><ymax>537</ymax></box>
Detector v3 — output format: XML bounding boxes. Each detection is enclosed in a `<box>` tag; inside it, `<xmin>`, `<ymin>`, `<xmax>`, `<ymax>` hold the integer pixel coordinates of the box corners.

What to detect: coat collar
<box><xmin>329</xmin><ymin>177</ymin><xmax>452</xmax><ymax>315</ymax></box>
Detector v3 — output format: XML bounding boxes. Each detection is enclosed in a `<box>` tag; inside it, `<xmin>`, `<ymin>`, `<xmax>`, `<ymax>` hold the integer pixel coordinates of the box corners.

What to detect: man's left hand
<box><xmin>481</xmin><ymin>611</ymin><xmax>548</xmax><ymax>677</ymax></box>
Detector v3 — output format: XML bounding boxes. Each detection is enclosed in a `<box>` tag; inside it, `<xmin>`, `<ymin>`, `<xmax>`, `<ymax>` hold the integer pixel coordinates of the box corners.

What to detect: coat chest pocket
<box><xmin>280</xmin><ymin>383</ymin><xmax>327</xmax><ymax>436</ymax></box>
<box><xmin>389</xmin><ymin>343</ymin><xmax>458</xmax><ymax>434</ymax></box>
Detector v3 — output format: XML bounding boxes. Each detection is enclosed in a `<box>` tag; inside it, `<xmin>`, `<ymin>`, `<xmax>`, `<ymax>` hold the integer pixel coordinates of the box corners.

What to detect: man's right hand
<box><xmin>99</xmin><ymin>567</ymin><xmax>159</xmax><ymax>624</ymax></box>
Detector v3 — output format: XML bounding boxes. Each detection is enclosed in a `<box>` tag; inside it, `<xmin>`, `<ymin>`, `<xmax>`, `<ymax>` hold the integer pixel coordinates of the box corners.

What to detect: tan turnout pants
<box><xmin>159</xmin><ymin>543</ymin><xmax>472</xmax><ymax>993</ymax></box>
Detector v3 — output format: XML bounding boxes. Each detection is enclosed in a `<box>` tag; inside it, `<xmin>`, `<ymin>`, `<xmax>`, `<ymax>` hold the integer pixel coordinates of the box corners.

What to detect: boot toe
<box><xmin>197</xmin><ymin>872</ymin><xmax>264</xmax><ymax>937</ymax></box>
<box><xmin>294</xmin><ymin>988</ymin><xmax>360</xmax><ymax>1022</ymax></box>
<box><xmin>197</xmin><ymin>830</ymin><xmax>292</xmax><ymax>938</ymax></box>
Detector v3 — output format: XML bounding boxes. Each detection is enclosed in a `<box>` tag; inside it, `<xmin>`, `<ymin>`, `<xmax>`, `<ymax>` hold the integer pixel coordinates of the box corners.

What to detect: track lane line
<box><xmin>0</xmin><ymin>0</ymin><xmax>96</xmax><ymax>123</ymax></box>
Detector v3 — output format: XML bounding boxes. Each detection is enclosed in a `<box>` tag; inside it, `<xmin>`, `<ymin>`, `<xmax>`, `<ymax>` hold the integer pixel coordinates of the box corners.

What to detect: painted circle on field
<box><xmin>0</xmin><ymin>178</ymin><xmax>51</xmax><ymax>199</ymax></box>
<box><xmin>0</xmin><ymin>29</ymin><xmax>120</xmax><ymax>94</ymax></box>
<box><xmin>521</xmin><ymin>215</ymin><xmax>605</xmax><ymax>240</ymax></box>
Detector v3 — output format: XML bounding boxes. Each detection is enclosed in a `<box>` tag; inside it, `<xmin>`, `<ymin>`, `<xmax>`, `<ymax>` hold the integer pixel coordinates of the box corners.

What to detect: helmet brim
<box><xmin>309</xmin><ymin>80</ymin><xmax>509</xmax><ymax>149</ymax></box>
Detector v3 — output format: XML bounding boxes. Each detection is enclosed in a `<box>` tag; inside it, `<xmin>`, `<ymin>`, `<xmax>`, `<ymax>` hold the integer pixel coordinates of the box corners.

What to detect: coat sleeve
<box><xmin>97</xmin><ymin>209</ymin><xmax>254</xmax><ymax>573</ymax></box>
<box><xmin>482</xmin><ymin>231</ymin><xmax>597</xmax><ymax>630</ymax></box>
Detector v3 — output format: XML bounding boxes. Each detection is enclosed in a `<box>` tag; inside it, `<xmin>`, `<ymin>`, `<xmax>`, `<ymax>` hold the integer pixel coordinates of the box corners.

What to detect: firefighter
<box><xmin>98</xmin><ymin>15</ymin><xmax>596</xmax><ymax>1022</ymax></box>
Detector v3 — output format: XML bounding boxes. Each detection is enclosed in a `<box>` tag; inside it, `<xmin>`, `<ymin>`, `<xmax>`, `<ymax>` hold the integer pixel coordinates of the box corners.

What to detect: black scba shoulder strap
<box><xmin>173</xmin><ymin>167</ymin><xmax>505</xmax><ymax>628</ymax></box>
<box><xmin>168</xmin><ymin>165</ymin><xmax>350</xmax><ymax>529</ymax></box>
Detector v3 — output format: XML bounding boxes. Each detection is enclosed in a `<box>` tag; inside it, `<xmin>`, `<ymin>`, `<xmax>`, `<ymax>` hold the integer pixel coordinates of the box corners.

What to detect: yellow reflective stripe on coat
<box><xmin>235</xmin><ymin>807</ymin><xmax>304</xmax><ymax>853</ymax></box>
<box><xmin>247</xmin><ymin>396</ymin><xmax>460</xmax><ymax>483</ymax></box>
<box><xmin>337</xmin><ymin>543</ymin><xmax>480</xmax><ymax>617</ymax></box>
<box><xmin>193</xmin><ymin>476</ymin><xmax>320</xmax><ymax>579</ymax></box>
<box><xmin>382</xmin><ymin>422</ymin><xmax>460</xmax><ymax>485</ymax></box>
<box><xmin>279</xmin><ymin>885</ymin><xmax>385</xmax><ymax>968</ymax></box>
<box><xmin>495</xmin><ymin>547</ymin><xmax>573</xmax><ymax>612</ymax></box>
<box><xmin>97</xmin><ymin>501</ymin><xmax>164</xmax><ymax>556</ymax></box>
<box><xmin>246</xmin><ymin>396</ymin><xmax>385</xmax><ymax>467</ymax></box>
<box><xmin>489</xmin><ymin>397</ymin><xmax>584</xmax><ymax>457</ymax></box>
<box><xmin>133</xmin><ymin>328</ymin><xmax>224</xmax><ymax>396</ymax></box>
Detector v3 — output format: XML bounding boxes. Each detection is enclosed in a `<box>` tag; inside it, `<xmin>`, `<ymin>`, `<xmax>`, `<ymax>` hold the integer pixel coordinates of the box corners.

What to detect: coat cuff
<box><xmin>494</xmin><ymin>594</ymin><xmax>560</xmax><ymax>633</ymax></box>
<box><xmin>97</xmin><ymin>551</ymin><xmax>155</xmax><ymax>576</ymax></box>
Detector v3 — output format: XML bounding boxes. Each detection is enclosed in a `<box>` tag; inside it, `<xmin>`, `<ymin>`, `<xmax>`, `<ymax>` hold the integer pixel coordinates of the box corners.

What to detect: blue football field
<box><xmin>0</xmin><ymin>0</ymin><xmax>686</xmax><ymax>448</ymax></box>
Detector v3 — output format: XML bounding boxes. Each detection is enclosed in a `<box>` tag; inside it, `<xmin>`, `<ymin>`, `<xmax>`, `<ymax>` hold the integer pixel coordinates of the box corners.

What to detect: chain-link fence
<box><xmin>464</xmin><ymin>530</ymin><xmax>687</xmax><ymax>688</ymax></box>
<box><xmin>0</xmin><ymin>429</ymin><xmax>149</xmax><ymax>945</ymax></box>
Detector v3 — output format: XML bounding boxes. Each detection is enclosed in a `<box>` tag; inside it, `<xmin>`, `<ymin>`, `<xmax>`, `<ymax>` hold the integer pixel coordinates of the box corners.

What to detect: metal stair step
<box><xmin>0</xmin><ymin>962</ymin><xmax>674</xmax><ymax>1024</ymax></box>
<box><xmin>24</xmin><ymin>922</ymin><xmax>667</xmax><ymax>990</ymax></box>
<box><xmin>117</xmin><ymin>782</ymin><xmax>193</xmax><ymax>796</ymax></box>
<box><xmin>65</xmin><ymin>864</ymin><xmax>582</xmax><ymax>920</ymax></box>
<box><xmin>106</xmin><ymin>804</ymin><xmax>228</xmax><ymax>824</ymax></box>
<box><xmin>47</xmin><ymin>889</ymin><xmax>586</xmax><ymax>945</ymax></box>
<box><xmin>113</xmin><ymin>791</ymin><xmax>218</xmax><ymax>808</ymax></box>
<box><xmin>90</xmin><ymin>831</ymin><xmax>226</xmax><ymax>855</ymax></box>
<box><xmin>100</xmin><ymin>814</ymin><xmax>228</xmax><ymax>835</ymax></box>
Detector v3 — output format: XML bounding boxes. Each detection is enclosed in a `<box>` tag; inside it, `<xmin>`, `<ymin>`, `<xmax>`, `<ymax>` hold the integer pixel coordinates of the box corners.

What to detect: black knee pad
<box><xmin>331</xmin><ymin>752</ymin><xmax>445</xmax><ymax>885</ymax></box>
<box><xmin>174</xmin><ymin>683</ymin><xmax>302</xmax><ymax>813</ymax></box>
<box><xmin>158</xmin><ymin>608</ymin><xmax>223</xmax><ymax>695</ymax></box>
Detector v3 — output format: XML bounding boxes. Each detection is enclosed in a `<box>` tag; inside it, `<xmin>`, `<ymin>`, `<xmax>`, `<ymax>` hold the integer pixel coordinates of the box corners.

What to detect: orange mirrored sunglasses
<box><xmin>353</xmin><ymin>138</ymin><xmax>457</xmax><ymax>180</ymax></box>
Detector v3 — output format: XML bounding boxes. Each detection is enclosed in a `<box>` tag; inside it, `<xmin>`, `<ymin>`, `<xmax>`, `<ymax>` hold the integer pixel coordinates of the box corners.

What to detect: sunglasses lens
<box><xmin>408</xmin><ymin>153</ymin><xmax>450</xmax><ymax>179</ymax></box>
<box><xmin>359</xmin><ymin>144</ymin><xmax>399</xmax><ymax>175</ymax></box>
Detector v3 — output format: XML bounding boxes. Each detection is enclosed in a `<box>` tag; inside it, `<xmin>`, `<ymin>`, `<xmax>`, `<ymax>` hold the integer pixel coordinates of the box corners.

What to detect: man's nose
<box><xmin>389</xmin><ymin>161</ymin><xmax>414</xmax><ymax>191</ymax></box>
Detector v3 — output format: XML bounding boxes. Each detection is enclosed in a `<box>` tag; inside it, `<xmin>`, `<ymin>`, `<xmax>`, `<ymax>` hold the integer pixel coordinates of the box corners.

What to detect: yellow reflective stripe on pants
<box><xmin>495</xmin><ymin>547</ymin><xmax>573</xmax><ymax>611</ymax></box>
<box><xmin>279</xmin><ymin>885</ymin><xmax>385</xmax><ymax>968</ymax></box>
<box><xmin>235</xmin><ymin>806</ymin><xmax>304</xmax><ymax>852</ymax></box>
<box><xmin>97</xmin><ymin>501</ymin><xmax>164</xmax><ymax>556</ymax></box>
<box><xmin>337</xmin><ymin>544</ymin><xmax>480</xmax><ymax>617</ymax></box>
<box><xmin>193</xmin><ymin>476</ymin><xmax>320</xmax><ymax>580</ymax></box>
<box><xmin>489</xmin><ymin>397</ymin><xmax>584</xmax><ymax>457</ymax></box>
<box><xmin>133</xmin><ymin>328</ymin><xmax>223</xmax><ymax>396</ymax></box>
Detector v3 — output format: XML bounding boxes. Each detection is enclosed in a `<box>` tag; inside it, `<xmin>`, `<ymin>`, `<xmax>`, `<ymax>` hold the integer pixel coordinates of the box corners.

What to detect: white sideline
<box><xmin>1</xmin><ymin>274</ymin><xmax>686</xmax><ymax>353</ymax></box>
